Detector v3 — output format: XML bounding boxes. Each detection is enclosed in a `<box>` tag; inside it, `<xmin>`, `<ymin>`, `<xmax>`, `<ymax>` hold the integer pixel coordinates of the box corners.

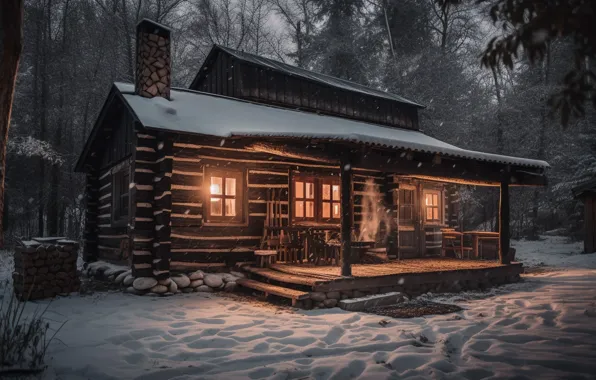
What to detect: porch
<box><xmin>235</xmin><ymin>258</ymin><xmax>524</xmax><ymax>308</ymax></box>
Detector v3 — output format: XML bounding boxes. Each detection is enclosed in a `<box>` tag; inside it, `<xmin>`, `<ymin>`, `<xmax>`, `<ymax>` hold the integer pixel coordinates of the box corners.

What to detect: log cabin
<box><xmin>75</xmin><ymin>19</ymin><xmax>549</xmax><ymax>287</ymax></box>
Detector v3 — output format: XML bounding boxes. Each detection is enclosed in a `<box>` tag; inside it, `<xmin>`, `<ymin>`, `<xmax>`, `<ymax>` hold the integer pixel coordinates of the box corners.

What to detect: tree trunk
<box><xmin>530</xmin><ymin>44</ymin><xmax>550</xmax><ymax>239</ymax></box>
<box><xmin>0</xmin><ymin>0</ymin><xmax>25</xmax><ymax>247</ymax></box>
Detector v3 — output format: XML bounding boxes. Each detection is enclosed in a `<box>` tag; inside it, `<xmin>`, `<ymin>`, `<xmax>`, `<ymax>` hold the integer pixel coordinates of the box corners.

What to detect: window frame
<box><xmin>319</xmin><ymin>178</ymin><xmax>341</xmax><ymax>222</ymax></box>
<box><xmin>398</xmin><ymin>188</ymin><xmax>415</xmax><ymax>224</ymax></box>
<box><xmin>204</xmin><ymin>168</ymin><xmax>245</xmax><ymax>224</ymax></box>
<box><xmin>291</xmin><ymin>175</ymin><xmax>341</xmax><ymax>224</ymax></box>
<box><xmin>423</xmin><ymin>189</ymin><xmax>442</xmax><ymax>223</ymax></box>
<box><xmin>111</xmin><ymin>167</ymin><xmax>130</xmax><ymax>227</ymax></box>
<box><xmin>292</xmin><ymin>176</ymin><xmax>317</xmax><ymax>222</ymax></box>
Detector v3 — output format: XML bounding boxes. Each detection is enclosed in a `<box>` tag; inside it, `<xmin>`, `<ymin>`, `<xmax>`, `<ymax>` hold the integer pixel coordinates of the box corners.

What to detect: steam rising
<box><xmin>358</xmin><ymin>178</ymin><xmax>392</xmax><ymax>243</ymax></box>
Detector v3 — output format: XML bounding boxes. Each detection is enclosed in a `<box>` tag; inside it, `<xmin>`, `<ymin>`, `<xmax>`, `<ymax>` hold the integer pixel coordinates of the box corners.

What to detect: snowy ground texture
<box><xmin>2</xmin><ymin>236</ymin><xmax>596</xmax><ymax>380</ymax></box>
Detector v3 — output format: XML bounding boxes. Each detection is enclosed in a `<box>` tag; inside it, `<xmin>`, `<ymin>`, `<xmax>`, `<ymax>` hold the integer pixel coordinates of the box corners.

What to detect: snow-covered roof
<box><xmin>211</xmin><ymin>45</ymin><xmax>425</xmax><ymax>108</ymax></box>
<box><xmin>115</xmin><ymin>83</ymin><xmax>549</xmax><ymax>169</ymax></box>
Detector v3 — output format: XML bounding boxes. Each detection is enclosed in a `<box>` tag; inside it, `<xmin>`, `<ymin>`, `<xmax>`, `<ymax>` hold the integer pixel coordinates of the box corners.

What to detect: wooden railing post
<box><xmin>340</xmin><ymin>155</ymin><xmax>353</xmax><ymax>277</ymax></box>
<box><xmin>499</xmin><ymin>171</ymin><xmax>511</xmax><ymax>264</ymax></box>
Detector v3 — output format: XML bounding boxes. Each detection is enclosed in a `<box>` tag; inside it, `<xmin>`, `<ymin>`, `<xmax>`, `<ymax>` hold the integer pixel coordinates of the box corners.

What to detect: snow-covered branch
<box><xmin>7</xmin><ymin>136</ymin><xmax>64</xmax><ymax>165</ymax></box>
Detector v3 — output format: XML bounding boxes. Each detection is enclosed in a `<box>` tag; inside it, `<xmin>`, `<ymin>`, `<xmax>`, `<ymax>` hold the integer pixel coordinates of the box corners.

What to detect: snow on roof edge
<box><xmin>114</xmin><ymin>82</ymin><xmax>549</xmax><ymax>170</ymax></box>
<box><xmin>229</xmin><ymin>131</ymin><xmax>550</xmax><ymax>169</ymax></box>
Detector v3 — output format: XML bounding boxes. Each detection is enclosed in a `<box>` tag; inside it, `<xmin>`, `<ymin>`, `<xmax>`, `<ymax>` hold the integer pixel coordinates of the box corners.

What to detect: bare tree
<box><xmin>0</xmin><ymin>0</ymin><xmax>25</xmax><ymax>247</ymax></box>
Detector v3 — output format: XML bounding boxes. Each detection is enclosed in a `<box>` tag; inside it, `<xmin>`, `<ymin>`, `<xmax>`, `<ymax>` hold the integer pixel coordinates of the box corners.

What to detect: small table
<box><xmin>463</xmin><ymin>231</ymin><xmax>500</xmax><ymax>259</ymax></box>
<box><xmin>254</xmin><ymin>250</ymin><xmax>278</xmax><ymax>267</ymax></box>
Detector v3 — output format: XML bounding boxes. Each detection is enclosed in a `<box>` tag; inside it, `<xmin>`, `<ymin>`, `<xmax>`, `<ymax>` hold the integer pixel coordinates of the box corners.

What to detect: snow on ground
<box><xmin>1</xmin><ymin>237</ymin><xmax>595</xmax><ymax>379</ymax></box>
<box><xmin>513</xmin><ymin>236</ymin><xmax>588</xmax><ymax>269</ymax></box>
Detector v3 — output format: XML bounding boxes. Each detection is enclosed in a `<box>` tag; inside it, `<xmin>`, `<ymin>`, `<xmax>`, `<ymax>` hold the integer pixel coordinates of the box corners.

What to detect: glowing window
<box><xmin>206</xmin><ymin>170</ymin><xmax>243</xmax><ymax>223</ymax></box>
<box><xmin>424</xmin><ymin>191</ymin><xmax>441</xmax><ymax>222</ymax></box>
<box><xmin>293</xmin><ymin>175</ymin><xmax>340</xmax><ymax>222</ymax></box>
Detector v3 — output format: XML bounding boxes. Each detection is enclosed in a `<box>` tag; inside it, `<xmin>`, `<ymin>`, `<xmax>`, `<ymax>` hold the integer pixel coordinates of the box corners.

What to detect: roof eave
<box><xmin>75</xmin><ymin>84</ymin><xmax>144</xmax><ymax>172</ymax></box>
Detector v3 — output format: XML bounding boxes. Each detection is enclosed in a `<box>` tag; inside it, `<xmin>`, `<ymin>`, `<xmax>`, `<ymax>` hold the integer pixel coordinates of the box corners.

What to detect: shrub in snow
<box><xmin>0</xmin><ymin>282</ymin><xmax>65</xmax><ymax>375</ymax></box>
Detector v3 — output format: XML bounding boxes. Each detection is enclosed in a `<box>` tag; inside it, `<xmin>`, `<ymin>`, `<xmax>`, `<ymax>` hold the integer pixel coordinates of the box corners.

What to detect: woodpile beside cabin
<box><xmin>75</xmin><ymin>19</ymin><xmax>549</xmax><ymax>303</ymax></box>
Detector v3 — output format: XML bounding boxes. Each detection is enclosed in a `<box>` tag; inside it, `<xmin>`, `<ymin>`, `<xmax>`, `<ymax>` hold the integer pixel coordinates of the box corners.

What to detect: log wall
<box><xmin>130</xmin><ymin>133</ymin><xmax>158</xmax><ymax>278</ymax></box>
<box><xmin>121</xmin><ymin>134</ymin><xmax>457</xmax><ymax>268</ymax></box>
<box><xmin>83</xmin><ymin>170</ymin><xmax>99</xmax><ymax>262</ymax></box>
<box><xmin>166</xmin><ymin>137</ymin><xmax>455</xmax><ymax>264</ymax></box>
<box><xmin>96</xmin><ymin>160</ymin><xmax>131</xmax><ymax>262</ymax></box>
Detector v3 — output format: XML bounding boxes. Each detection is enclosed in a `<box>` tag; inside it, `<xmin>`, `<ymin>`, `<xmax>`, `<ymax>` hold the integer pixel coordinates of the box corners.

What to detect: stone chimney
<box><xmin>136</xmin><ymin>19</ymin><xmax>171</xmax><ymax>99</ymax></box>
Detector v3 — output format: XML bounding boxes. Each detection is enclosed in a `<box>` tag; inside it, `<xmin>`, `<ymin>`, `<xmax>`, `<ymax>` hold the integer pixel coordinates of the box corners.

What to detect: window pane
<box><xmin>295</xmin><ymin>201</ymin><xmax>304</xmax><ymax>217</ymax></box>
<box><xmin>306</xmin><ymin>201</ymin><xmax>314</xmax><ymax>217</ymax></box>
<box><xmin>225</xmin><ymin>178</ymin><xmax>236</xmax><ymax>196</ymax></box>
<box><xmin>322</xmin><ymin>184</ymin><xmax>331</xmax><ymax>200</ymax></box>
<box><xmin>425</xmin><ymin>193</ymin><xmax>432</xmax><ymax>206</ymax></box>
<box><xmin>426</xmin><ymin>207</ymin><xmax>432</xmax><ymax>220</ymax></box>
<box><xmin>433</xmin><ymin>194</ymin><xmax>438</xmax><ymax>205</ymax></box>
<box><xmin>433</xmin><ymin>208</ymin><xmax>439</xmax><ymax>221</ymax></box>
<box><xmin>332</xmin><ymin>185</ymin><xmax>340</xmax><ymax>201</ymax></box>
<box><xmin>332</xmin><ymin>203</ymin><xmax>341</xmax><ymax>218</ymax></box>
<box><xmin>322</xmin><ymin>202</ymin><xmax>330</xmax><ymax>218</ymax></box>
<box><xmin>306</xmin><ymin>182</ymin><xmax>314</xmax><ymax>199</ymax></box>
<box><xmin>211</xmin><ymin>177</ymin><xmax>223</xmax><ymax>195</ymax></box>
<box><xmin>211</xmin><ymin>198</ymin><xmax>222</xmax><ymax>216</ymax></box>
<box><xmin>295</xmin><ymin>181</ymin><xmax>304</xmax><ymax>199</ymax></box>
<box><xmin>225</xmin><ymin>198</ymin><xmax>236</xmax><ymax>216</ymax></box>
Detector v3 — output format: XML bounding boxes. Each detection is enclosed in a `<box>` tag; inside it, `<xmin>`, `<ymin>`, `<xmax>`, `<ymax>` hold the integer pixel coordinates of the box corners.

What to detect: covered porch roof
<box><xmin>80</xmin><ymin>82</ymin><xmax>549</xmax><ymax>186</ymax></box>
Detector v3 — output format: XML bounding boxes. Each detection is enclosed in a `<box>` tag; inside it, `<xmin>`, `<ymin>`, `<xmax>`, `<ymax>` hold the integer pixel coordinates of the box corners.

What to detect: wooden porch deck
<box><xmin>270</xmin><ymin>258</ymin><xmax>507</xmax><ymax>279</ymax></box>
<box><xmin>236</xmin><ymin>258</ymin><xmax>524</xmax><ymax>308</ymax></box>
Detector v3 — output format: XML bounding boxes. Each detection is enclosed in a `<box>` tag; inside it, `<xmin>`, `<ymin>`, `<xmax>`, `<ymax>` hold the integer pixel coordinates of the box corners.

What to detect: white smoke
<box><xmin>358</xmin><ymin>178</ymin><xmax>392</xmax><ymax>243</ymax></box>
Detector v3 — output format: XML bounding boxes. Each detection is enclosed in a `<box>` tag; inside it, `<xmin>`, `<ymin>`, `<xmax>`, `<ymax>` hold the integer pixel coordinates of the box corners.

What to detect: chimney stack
<box><xmin>135</xmin><ymin>19</ymin><xmax>171</xmax><ymax>99</ymax></box>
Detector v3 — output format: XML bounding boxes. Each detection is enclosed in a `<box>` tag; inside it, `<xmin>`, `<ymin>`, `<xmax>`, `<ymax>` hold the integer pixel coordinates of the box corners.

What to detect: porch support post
<box><xmin>499</xmin><ymin>170</ymin><xmax>511</xmax><ymax>264</ymax></box>
<box><xmin>340</xmin><ymin>155</ymin><xmax>353</xmax><ymax>277</ymax></box>
<box><xmin>384</xmin><ymin>175</ymin><xmax>399</xmax><ymax>259</ymax></box>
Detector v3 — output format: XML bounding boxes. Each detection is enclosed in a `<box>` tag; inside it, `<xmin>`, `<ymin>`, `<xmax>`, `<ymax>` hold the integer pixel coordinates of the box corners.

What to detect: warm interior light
<box><xmin>210</xmin><ymin>184</ymin><xmax>220</xmax><ymax>194</ymax></box>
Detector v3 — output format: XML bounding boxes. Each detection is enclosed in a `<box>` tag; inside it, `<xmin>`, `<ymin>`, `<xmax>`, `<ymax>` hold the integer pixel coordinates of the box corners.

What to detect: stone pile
<box><xmin>85</xmin><ymin>261</ymin><xmax>244</xmax><ymax>296</ymax></box>
<box><xmin>13</xmin><ymin>238</ymin><xmax>80</xmax><ymax>300</ymax></box>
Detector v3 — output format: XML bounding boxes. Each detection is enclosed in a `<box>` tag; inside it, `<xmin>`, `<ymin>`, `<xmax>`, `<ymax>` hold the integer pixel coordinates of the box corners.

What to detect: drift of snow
<box><xmin>2</xmin><ymin>236</ymin><xmax>595</xmax><ymax>379</ymax></box>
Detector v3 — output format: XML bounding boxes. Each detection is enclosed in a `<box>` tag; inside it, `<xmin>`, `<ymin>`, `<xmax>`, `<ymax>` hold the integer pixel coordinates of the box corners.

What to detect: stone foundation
<box><xmin>85</xmin><ymin>261</ymin><xmax>244</xmax><ymax>296</ymax></box>
<box><xmin>13</xmin><ymin>238</ymin><xmax>80</xmax><ymax>300</ymax></box>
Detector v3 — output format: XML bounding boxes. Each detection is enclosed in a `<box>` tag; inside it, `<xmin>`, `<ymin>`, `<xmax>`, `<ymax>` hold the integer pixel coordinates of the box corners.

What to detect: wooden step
<box><xmin>236</xmin><ymin>278</ymin><xmax>310</xmax><ymax>306</ymax></box>
<box><xmin>269</xmin><ymin>263</ymin><xmax>344</xmax><ymax>281</ymax></box>
<box><xmin>242</xmin><ymin>266</ymin><xmax>323</xmax><ymax>287</ymax></box>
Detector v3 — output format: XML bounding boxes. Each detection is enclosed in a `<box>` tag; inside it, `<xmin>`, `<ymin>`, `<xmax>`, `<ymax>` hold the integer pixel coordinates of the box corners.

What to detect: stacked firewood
<box><xmin>12</xmin><ymin>238</ymin><xmax>80</xmax><ymax>300</ymax></box>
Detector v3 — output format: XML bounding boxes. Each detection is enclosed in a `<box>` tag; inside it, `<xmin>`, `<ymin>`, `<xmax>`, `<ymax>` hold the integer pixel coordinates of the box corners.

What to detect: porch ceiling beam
<box><xmin>243</xmin><ymin>139</ymin><xmax>547</xmax><ymax>187</ymax></box>
<box><xmin>403</xmin><ymin>173</ymin><xmax>547</xmax><ymax>187</ymax></box>
<box><xmin>245</xmin><ymin>142</ymin><xmax>339</xmax><ymax>164</ymax></box>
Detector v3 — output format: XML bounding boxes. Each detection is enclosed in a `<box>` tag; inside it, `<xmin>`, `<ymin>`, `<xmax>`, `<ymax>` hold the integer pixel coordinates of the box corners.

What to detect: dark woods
<box><xmin>3</xmin><ymin>0</ymin><xmax>595</xmax><ymax>245</ymax></box>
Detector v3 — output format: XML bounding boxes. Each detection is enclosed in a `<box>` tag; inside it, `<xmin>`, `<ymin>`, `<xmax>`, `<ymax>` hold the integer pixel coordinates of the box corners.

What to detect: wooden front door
<box><xmin>397</xmin><ymin>185</ymin><xmax>421</xmax><ymax>258</ymax></box>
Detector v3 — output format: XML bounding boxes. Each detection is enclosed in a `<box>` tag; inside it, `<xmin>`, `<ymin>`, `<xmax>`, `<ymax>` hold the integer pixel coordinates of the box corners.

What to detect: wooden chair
<box><xmin>305</xmin><ymin>230</ymin><xmax>327</xmax><ymax>265</ymax></box>
<box><xmin>442</xmin><ymin>230</ymin><xmax>473</xmax><ymax>259</ymax></box>
<box><xmin>279</xmin><ymin>229</ymin><xmax>304</xmax><ymax>263</ymax></box>
<box><xmin>260</xmin><ymin>188</ymin><xmax>284</xmax><ymax>249</ymax></box>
